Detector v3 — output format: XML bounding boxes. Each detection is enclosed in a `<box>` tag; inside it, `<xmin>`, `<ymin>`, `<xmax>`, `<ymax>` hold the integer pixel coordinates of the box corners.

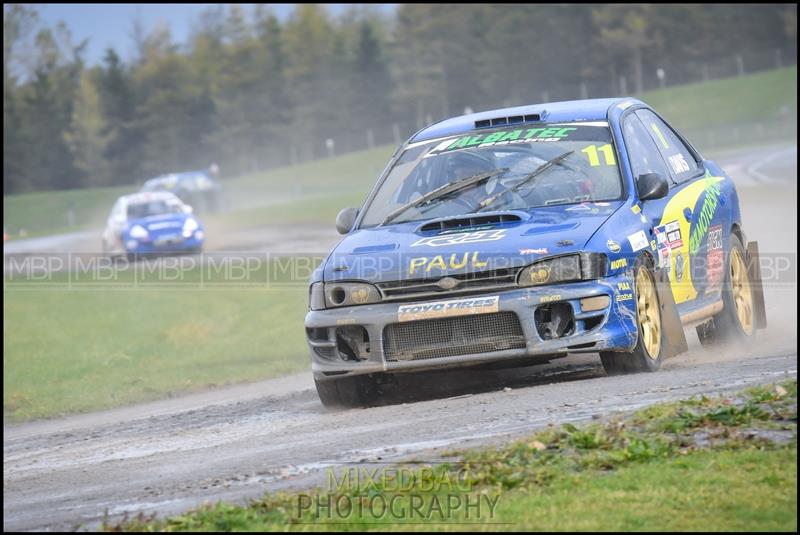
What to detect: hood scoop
<box><xmin>417</xmin><ymin>211</ymin><xmax>527</xmax><ymax>234</ymax></box>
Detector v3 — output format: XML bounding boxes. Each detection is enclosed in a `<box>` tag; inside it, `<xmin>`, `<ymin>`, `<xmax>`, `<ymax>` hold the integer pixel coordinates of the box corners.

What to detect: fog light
<box><xmin>580</xmin><ymin>295</ymin><xmax>610</xmax><ymax>312</ymax></box>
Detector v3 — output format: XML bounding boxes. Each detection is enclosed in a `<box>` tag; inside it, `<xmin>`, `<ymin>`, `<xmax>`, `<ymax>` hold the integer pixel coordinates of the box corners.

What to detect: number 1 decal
<box><xmin>581</xmin><ymin>144</ymin><xmax>617</xmax><ymax>166</ymax></box>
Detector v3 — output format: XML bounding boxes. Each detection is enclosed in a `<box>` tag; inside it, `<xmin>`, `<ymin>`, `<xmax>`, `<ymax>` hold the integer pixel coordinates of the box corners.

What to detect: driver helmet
<box><xmin>435</xmin><ymin>151</ymin><xmax>495</xmax><ymax>190</ymax></box>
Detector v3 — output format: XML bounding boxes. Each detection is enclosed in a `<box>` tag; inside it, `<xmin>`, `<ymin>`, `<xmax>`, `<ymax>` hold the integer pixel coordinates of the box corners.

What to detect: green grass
<box><xmin>3</xmin><ymin>260</ymin><xmax>317</xmax><ymax>421</ymax></box>
<box><xmin>104</xmin><ymin>380</ymin><xmax>798</xmax><ymax>532</ymax></box>
<box><xmin>489</xmin><ymin>447</ymin><xmax>796</xmax><ymax>531</ymax></box>
<box><xmin>640</xmin><ymin>66</ymin><xmax>797</xmax><ymax>131</ymax></box>
<box><xmin>2</xmin><ymin>184</ymin><xmax>129</xmax><ymax>239</ymax></box>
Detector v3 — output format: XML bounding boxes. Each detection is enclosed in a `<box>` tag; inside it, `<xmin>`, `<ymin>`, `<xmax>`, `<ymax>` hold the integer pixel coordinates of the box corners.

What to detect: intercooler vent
<box><xmin>383</xmin><ymin>312</ymin><xmax>526</xmax><ymax>362</ymax></box>
<box><xmin>417</xmin><ymin>213</ymin><xmax>522</xmax><ymax>233</ymax></box>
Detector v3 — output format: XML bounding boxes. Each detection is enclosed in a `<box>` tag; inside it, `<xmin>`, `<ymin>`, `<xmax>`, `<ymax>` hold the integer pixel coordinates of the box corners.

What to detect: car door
<box><xmin>620</xmin><ymin>111</ymin><xmax>703</xmax><ymax>310</ymax></box>
<box><xmin>634</xmin><ymin>109</ymin><xmax>729</xmax><ymax>307</ymax></box>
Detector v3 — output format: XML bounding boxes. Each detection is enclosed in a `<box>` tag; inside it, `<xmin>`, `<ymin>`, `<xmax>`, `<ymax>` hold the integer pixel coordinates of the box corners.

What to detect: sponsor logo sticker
<box><xmin>411</xmin><ymin>229</ymin><xmax>506</xmax><ymax>247</ymax></box>
<box><xmin>528</xmin><ymin>265</ymin><xmax>551</xmax><ymax>284</ymax></box>
<box><xmin>409</xmin><ymin>252</ymin><xmax>488</xmax><ymax>275</ymax></box>
<box><xmin>398</xmin><ymin>296</ymin><xmax>500</xmax><ymax>322</ymax></box>
<box><xmin>610</xmin><ymin>258</ymin><xmax>628</xmax><ymax>270</ymax></box>
<box><xmin>607</xmin><ymin>239</ymin><xmax>621</xmax><ymax>253</ymax></box>
<box><xmin>706</xmin><ymin>225</ymin><xmax>724</xmax><ymax>289</ymax></box>
<box><xmin>519</xmin><ymin>247</ymin><xmax>548</xmax><ymax>255</ymax></box>
<box><xmin>539</xmin><ymin>294</ymin><xmax>562</xmax><ymax>303</ymax></box>
<box><xmin>627</xmin><ymin>230</ymin><xmax>649</xmax><ymax>252</ymax></box>
<box><xmin>351</xmin><ymin>288</ymin><xmax>370</xmax><ymax>304</ymax></box>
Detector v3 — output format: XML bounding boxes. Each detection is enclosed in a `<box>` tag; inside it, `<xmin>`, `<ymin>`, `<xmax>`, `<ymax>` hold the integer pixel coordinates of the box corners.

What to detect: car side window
<box><xmin>635</xmin><ymin>109</ymin><xmax>699</xmax><ymax>183</ymax></box>
<box><xmin>621</xmin><ymin>114</ymin><xmax>671</xmax><ymax>182</ymax></box>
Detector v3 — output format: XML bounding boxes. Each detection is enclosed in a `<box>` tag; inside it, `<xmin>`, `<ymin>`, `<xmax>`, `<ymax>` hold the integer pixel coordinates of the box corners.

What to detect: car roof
<box><xmin>411</xmin><ymin>97</ymin><xmax>643</xmax><ymax>142</ymax></box>
<box><xmin>119</xmin><ymin>191</ymin><xmax>182</xmax><ymax>204</ymax></box>
<box><xmin>149</xmin><ymin>171</ymin><xmax>209</xmax><ymax>182</ymax></box>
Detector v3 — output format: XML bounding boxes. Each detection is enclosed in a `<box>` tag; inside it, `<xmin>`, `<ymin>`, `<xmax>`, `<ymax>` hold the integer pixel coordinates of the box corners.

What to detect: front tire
<box><xmin>696</xmin><ymin>234</ymin><xmax>755</xmax><ymax>346</ymax></box>
<box><xmin>314</xmin><ymin>374</ymin><xmax>380</xmax><ymax>409</ymax></box>
<box><xmin>600</xmin><ymin>256</ymin><xmax>664</xmax><ymax>375</ymax></box>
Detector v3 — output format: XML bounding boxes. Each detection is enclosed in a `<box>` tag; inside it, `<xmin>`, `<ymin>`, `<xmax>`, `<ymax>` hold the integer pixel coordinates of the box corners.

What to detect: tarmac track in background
<box><xmin>3</xmin><ymin>143</ymin><xmax>797</xmax><ymax>531</ymax></box>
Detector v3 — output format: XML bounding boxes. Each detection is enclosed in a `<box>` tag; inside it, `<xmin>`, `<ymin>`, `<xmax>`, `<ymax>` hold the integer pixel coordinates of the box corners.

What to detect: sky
<box><xmin>37</xmin><ymin>4</ymin><xmax>396</xmax><ymax>65</ymax></box>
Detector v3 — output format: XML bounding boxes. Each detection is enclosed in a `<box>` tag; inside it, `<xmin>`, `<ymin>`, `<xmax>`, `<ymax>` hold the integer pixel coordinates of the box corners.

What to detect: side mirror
<box><xmin>636</xmin><ymin>172</ymin><xmax>669</xmax><ymax>201</ymax></box>
<box><xmin>335</xmin><ymin>207</ymin><xmax>359</xmax><ymax>235</ymax></box>
<box><xmin>182</xmin><ymin>205</ymin><xmax>193</xmax><ymax>214</ymax></box>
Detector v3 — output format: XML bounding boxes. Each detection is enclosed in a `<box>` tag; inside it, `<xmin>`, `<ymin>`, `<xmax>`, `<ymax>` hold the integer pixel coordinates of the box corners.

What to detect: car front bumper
<box><xmin>124</xmin><ymin>232</ymin><xmax>204</xmax><ymax>254</ymax></box>
<box><xmin>305</xmin><ymin>272</ymin><xmax>639</xmax><ymax>381</ymax></box>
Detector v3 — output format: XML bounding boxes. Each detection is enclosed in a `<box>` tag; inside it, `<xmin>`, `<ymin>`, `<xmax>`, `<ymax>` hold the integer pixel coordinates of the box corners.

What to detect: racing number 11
<box><xmin>581</xmin><ymin>144</ymin><xmax>616</xmax><ymax>166</ymax></box>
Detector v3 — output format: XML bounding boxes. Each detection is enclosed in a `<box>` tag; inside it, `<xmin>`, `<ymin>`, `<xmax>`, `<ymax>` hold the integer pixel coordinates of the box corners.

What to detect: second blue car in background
<box><xmin>102</xmin><ymin>191</ymin><xmax>205</xmax><ymax>260</ymax></box>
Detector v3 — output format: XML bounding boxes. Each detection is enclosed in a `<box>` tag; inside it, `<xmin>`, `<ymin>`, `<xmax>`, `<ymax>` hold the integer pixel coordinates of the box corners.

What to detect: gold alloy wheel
<box><xmin>730</xmin><ymin>247</ymin><xmax>754</xmax><ymax>336</ymax></box>
<box><xmin>636</xmin><ymin>267</ymin><xmax>662</xmax><ymax>359</ymax></box>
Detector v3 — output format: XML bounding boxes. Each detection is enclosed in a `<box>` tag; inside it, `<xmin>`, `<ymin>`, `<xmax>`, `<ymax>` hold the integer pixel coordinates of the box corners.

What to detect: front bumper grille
<box><xmin>376</xmin><ymin>267</ymin><xmax>521</xmax><ymax>302</ymax></box>
<box><xmin>383</xmin><ymin>311</ymin><xmax>526</xmax><ymax>362</ymax></box>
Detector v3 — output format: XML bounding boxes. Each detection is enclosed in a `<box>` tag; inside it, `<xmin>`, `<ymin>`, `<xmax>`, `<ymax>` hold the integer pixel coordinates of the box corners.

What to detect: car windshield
<box><xmin>359</xmin><ymin>122</ymin><xmax>624</xmax><ymax>227</ymax></box>
<box><xmin>127</xmin><ymin>200</ymin><xmax>183</xmax><ymax>219</ymax></box>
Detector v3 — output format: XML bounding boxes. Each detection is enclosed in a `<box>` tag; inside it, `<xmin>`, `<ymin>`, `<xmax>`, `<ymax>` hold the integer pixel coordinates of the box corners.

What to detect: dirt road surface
<box><xmin>3</xmin><ymin>143</ymin><xmax>797</xmax><ymax>531</ymax></box>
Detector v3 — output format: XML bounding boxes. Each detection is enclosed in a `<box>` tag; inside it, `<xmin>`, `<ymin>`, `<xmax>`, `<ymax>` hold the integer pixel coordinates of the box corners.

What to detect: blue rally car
<box><xmin>102</xmin><ymin>191</ymin><xmax>205</xmax><ymax>260</ymax></box>
<box><xmin>305</xmin><ymin>98</ymin><xmax>767</xmax><ymax>407</ymax></box>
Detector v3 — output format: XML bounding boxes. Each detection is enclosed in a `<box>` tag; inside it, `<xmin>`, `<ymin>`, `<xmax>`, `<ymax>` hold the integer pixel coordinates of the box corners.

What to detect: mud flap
<box><xmin>746</xmin><ymin>241</ymin><xmax>768</xmax><ymax>329</ymax></box>
<box><xmin>655</xmin><ymin>268</ymin><xmax>688</xmax><ymax>358</ymax></box>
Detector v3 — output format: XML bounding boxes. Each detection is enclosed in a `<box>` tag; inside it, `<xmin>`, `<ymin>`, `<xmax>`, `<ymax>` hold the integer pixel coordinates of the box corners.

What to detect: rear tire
<box><xmin>696</xmin><ymin>234</ymin><xmax>755</xmax><ymax>347</ymax></box>
<box><xmin>600</xmin><ymin>255</ymin><xmax>664</xmax><ymax>376</ymax></box>
<box><xmin>314</xmin><ymin>374</ymin><xmax>380</xmax><ymax>409</ymax></box>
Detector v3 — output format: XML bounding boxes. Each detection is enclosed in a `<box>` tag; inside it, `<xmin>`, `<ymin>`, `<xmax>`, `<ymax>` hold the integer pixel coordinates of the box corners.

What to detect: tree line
<box><xmin>3</xmin><ymin>4</ymin><xmax>796</xmax><ymax>194</ymax></box>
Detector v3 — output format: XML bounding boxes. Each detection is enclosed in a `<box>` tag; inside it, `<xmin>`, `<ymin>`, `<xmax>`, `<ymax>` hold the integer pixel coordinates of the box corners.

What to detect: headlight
<box><xmin>312</xmin><ymin>281</ymin><xmax>382</xmax><ymax>309</ymax></box>
<box><xmin>183</xmin><ymin>218</ymin><xmax>199</xmax><ymax>237</ymax></box>
<box><xmin>129</xmin><ymin>225</ymin><xmax>148</xmax><ymax>239</ymax></box>
<box><xmin>517</xmin><ymin>253</ymin><xmax>607</xmax><ymax>287</ymax></box>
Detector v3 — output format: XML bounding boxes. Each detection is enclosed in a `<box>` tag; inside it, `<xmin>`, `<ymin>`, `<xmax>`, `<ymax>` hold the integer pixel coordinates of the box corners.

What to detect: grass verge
<box><xmin>3</xmin><ymin>258</ymin><xmax>317</xmax><ymax>421</ymax></box>
<box><xmin>104</xmin><ymin>380</ymin><xmax>797</xmax><ymax>532</ymax></box>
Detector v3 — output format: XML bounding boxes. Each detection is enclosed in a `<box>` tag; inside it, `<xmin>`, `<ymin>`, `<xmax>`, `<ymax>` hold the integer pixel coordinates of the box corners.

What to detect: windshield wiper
<box><xmin>472</xmin><ymin>150</ymin><xmax>574</xmax><ymax>213</ymax></box>
<box><xmin>380</xmin><ymin>167</ymin><xmax>509</xmax><ymax>226</ymax></box>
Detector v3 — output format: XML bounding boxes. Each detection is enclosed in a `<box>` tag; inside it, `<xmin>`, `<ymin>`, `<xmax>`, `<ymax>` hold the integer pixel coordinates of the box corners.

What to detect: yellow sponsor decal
<box><xmin>610</xmin><ymin>258</ymin><xmax>628</xmax><ymax>270</ymax></box>
<box><xmin>336</xmin><ymin>318</ymin><xmax>357</xmax><ymax>325</ymax></box>
<box><xmin>658</xmin><ymin>173</ymin><xmax>725</xmax><ymax>304</ymax></box>
<box><xmin>351</xmin><ymin>288</ymin><xmax>370</xmax><ymax>304</ymax></box>
<box><xmin>398</xmin><ymin>296</ymin><xmax>499</xmax><ymax>322</ymax></box>
<box><xmin>408</xmin><ymin>252</ymin><xmax>488</xmax><ymax>275</ymax></box>
<box><xmin>616</xmin><ymin>292</ymin><xmax>634</xmax><ymax>302</ymax></box>
<box><xmin>528</xmin><ymin>265</ymin><xmax>551</xmax><ymax>284</ymax></box>
<box><xmin>631</xmin><ymin>204</ymin><xmax>641</xmax><ymax>214</ymax></box>
<box><xmin>617</xmin><ymin>281</ymin><xmax>631</xmax><ymax>291</ymax></box>
<box><xmin>539</xmin><ymin>294</ymin><xmax>562</xmax><ymax>303</ymax></box>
